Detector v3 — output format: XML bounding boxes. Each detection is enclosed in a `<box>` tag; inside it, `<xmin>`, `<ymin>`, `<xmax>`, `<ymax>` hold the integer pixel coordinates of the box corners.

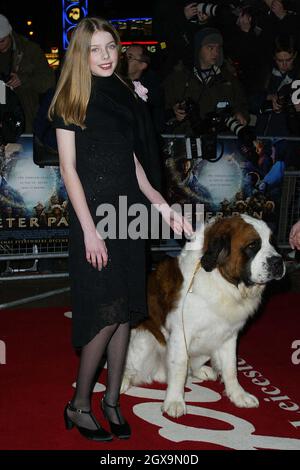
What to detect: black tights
<box><xmin>68</xmin><ymin>322</ymin><xmax>130</xmax><ymax>429</ymax></box>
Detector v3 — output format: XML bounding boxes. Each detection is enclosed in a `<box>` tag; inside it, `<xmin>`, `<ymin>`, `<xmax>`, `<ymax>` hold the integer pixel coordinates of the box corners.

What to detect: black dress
<box><xmin>54</xmin><ymin>74</ymin><xmax>148</xmax><ymax>348</ymax></box>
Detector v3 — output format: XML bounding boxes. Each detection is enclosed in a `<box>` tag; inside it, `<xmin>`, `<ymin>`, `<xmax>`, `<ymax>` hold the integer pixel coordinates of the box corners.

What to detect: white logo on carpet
<box><xmin>124</xmin><ymin>379</ymin><xmax>300</xmax><ymax>450</ymax></box>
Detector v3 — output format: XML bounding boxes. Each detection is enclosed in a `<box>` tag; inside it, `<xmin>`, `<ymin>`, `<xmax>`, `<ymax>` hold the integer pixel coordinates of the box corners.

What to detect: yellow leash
<box><xmin>181</xmin><ymin>259</ymin><xmax>202</xmax><ymax>362</ymax></box>
<box><xmin>187</xmin><ymin>259</ymin><xmax>202</xmax><ymax>293</ymax></box>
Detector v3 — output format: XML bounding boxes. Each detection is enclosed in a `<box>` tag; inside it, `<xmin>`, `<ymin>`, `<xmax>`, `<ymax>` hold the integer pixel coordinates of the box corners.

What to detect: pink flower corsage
<box><xmin>133</xmin><ymin>81</ymin><xmax>148</xmax><ymax>102</ymax></box>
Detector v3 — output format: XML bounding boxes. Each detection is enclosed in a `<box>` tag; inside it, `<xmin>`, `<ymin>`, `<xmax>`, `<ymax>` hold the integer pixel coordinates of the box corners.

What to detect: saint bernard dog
<box><xmin>121</xmin><ymin>214</ymin><xmax>285</xmax><ymax>418</ymax></box>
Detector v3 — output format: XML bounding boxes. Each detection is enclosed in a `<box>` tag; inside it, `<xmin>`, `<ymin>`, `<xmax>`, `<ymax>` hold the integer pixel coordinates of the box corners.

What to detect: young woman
<box><xmin>49</xmin><ymin>17</ymin><xmax>192</xmax><ymax>442</ymax></box>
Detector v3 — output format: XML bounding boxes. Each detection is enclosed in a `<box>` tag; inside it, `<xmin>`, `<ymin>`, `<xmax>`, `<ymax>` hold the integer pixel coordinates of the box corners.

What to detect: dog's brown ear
<box><xmin>201</xmin><ymin>234</ymin><xmax>231</xmax><ymax>272</ymax></box>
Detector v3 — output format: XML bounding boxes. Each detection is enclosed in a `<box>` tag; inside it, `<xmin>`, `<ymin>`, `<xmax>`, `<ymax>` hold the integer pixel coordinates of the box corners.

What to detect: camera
<box><xmin>182</xmin><ymin>98</ymin><xmax>202</xmax><ymax>132</ymax></box>
<box><xmin>197</xmin><ymin>2</ymin><xmax>218</xmax><ymax>16</ymax></box>
<box><xmin>197</xmin><ymin>1</ymin><xmax>235</xmax><ymax>22</ymax></box>
<box><xmin>259</xmin><ymin>83</ymin><xmax>300</xmax><ymax>134</ymax></box>
<box><xmin>188</xmin><ymin>100</ymin><xmax>257</xmax><ymax>163</ymax></box>
<box><xmin>202</xmin><ymin>101</ymin><xmax>244</xmax><ymax>135</ymax></box>
<box><xmin>165</xmin><ymin>98</ymin><xmax>203</xmax><ymax>136</ymax></box>
<box><xmin>184</xmin><ymin>99</ymin><xmax>257</xmax><ymax>150</ymax></box>
<box><xmin>202</xmin><ymin>102</ymin><xmax>258</xmax><ymax>163</ymax></box>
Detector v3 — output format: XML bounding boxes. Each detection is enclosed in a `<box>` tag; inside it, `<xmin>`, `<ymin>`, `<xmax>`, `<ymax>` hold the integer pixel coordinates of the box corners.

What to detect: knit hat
<box><xmin>0</xmin><ymin>15</ymin><xmax>12</xmax><ymax>40</ymax></box>
<box><xmin>194</xmin><ymin>27</ymin><xmax>223</xmax><ymax>67</ymax></box>
<box><xmin>195</xmin><ymin>27</ymin><xmax>223</xmax><ymax>49</ymax></box>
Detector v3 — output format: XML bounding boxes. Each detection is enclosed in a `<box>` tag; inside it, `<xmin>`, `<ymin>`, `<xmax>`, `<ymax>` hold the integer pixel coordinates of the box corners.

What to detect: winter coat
<box><xmin>163</xmin><ymin>61</ymin><xmax>249</xmax><ymax>134</ymax></box>
<box><xmin>8</xmin><ymin>33</ymin><xmax>55</xmax><ymax>133</ymax></box>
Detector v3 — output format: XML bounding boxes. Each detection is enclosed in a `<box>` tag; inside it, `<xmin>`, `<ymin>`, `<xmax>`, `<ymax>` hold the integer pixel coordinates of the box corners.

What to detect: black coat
<box><xmin>0</xmin><ymin>85</ymin><xmax>25</xmax><ymax>144</ymax></box>
<box><xmin>132</xmin><ymin>95</ymin><xmax>163</xmax><ymax>192</ymax></box>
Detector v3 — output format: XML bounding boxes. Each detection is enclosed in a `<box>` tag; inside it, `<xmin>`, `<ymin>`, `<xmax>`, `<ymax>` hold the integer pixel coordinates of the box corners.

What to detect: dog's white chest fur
<box><xmin>166</xmin><ymin>265</ymin><xmax>263</xmax><ymax>357</ymax></box>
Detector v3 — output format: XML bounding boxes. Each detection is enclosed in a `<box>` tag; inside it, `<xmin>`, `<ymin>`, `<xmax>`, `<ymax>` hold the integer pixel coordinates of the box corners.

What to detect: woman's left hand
<box><xmin>158</xmin><ymin>204</ymin><xmax>194</xmax><ymax>238</ymax></box>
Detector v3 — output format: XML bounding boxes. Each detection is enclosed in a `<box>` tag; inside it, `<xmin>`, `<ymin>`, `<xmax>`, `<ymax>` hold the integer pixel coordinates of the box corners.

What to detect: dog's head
<box><xmin>201</xmin><ymin>215</ymin><xmax>285</xmax><ymax>286</ymax></box>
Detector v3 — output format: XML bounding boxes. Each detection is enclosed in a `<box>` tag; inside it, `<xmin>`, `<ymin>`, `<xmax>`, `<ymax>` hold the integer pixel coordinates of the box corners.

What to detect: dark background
<box><xmin>1</xmin><ymin>0</ymin><xmax>153</xmax><ymax>51</ymax></box>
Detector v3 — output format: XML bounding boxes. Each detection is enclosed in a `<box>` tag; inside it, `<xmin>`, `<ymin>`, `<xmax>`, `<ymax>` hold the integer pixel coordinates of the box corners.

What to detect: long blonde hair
<box><xmin>48</xmin><ymin>17</ymin><xmax>121</xmax><ymax>128</ymax></box>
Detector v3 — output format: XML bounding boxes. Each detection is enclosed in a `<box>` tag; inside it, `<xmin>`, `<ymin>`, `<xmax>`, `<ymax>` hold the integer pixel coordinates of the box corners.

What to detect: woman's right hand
<box><xmin>84</xmin><ymin>229</ymin><xmax>108</xmax><ymax>270</ymax></box>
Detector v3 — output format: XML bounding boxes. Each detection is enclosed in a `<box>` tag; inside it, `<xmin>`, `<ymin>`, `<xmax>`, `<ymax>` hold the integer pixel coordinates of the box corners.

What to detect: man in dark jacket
<box><xmin>0</xmin><ymin>14</ymin><xmax>55</xmax><ymax>133</ymax></box>
<box><xmin>152</xmin><ymin>1</ymin><xmax>218</xmax><ymax>79</ymax></box>
<box><xmin>255</xmin><ymin>34</ymin><xmax>300</xmax><ymax>137</ymax></box>
<box><xmin>124</xmin><ymin>44</ymin><xmax>165</xmax><ymax>135</ymax></box>
<box><xmin>163</xmin><ymin>27</ymin><xmax>249</xmax><ymax>135</ymax></box>
<box><xmin>262</xmin><ymin>0</ymin><xmax>300</xmax><ymax>49</ymax></box>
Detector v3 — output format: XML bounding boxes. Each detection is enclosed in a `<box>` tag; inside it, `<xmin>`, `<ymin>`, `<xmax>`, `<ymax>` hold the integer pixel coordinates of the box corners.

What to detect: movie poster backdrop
<box><xmin>163</xmin><ymin>135</ymin><xmax>298</xmax><ymax>230</ymax></box>
<box><xmin>0</xmin><ymin>136</ymin><xmax>68</xmax><ymax>249</ymax></box>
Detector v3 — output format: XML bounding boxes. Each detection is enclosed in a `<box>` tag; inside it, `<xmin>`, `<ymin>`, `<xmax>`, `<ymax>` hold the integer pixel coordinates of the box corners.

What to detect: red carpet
<box><xmin>0</xmin><ymin>291</ymin><xmax>300</xmax><ymax>450</ymax></box>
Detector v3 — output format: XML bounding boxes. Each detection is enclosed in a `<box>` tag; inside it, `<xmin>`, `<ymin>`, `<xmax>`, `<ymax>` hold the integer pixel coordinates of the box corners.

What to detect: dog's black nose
<box><xmin>267</xmin><ymin>256</ymin><xmax>284</xmax><ymax>278</ymax></box>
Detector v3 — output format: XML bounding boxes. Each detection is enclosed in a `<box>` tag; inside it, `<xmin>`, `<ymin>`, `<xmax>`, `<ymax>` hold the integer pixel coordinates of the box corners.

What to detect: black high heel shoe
<box><xmin>101</xmin><ymin>397</ymin><xmax>131</xmax><ymax>439</ymax></box>
<box><xmin>64</xmin><ymin>402</ymin><xmax>112</xmax><ymax>441</ymax></box>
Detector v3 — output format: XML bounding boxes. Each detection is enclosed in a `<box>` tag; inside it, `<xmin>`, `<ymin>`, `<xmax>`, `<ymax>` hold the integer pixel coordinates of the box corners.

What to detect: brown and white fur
<box><xmin>121</xmin><ymin>214</ymin><xmax>285</xmax><ymax>418</ymax></box>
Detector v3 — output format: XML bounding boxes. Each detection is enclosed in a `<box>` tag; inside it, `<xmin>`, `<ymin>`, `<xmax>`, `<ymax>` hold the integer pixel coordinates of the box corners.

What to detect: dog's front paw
<box><xmin>228</xmin><ymin>389</ymin><xmax>259</xmax><ymax>408</ymax></box>
<box><xmin>162</xmin><ymin>399</ymin><xmax>186</xmax><ymax>418</ymax></box>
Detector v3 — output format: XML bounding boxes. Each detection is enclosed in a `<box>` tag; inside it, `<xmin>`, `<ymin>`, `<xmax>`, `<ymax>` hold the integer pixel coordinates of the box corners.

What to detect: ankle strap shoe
<box><xmin>64</xmin><ymin>402</ymin><xmax>112</xmax><ymax>441</ymax></box>
<box><xmin>101</xmin><ymin>397</ymin><xmax>131</xmax><ymax>439</ymax></box>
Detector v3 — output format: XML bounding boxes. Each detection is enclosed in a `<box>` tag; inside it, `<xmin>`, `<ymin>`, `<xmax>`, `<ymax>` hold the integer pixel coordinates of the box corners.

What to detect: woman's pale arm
<box><xmin>56</xmin><ymin>128</ymin><xmax>107</xmax><ymax>269</ymax></box>
<box><xmin>134</xmin><ymin>154</ymin><xmax>193</xmax><ymax>236</ymax></box>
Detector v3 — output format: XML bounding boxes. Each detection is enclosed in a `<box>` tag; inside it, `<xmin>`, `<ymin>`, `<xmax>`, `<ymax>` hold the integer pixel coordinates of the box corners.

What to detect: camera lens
<box><xmin>197</xmin><ymin>3</ymin><xmax>218</xmax><ymax>17</ymax></box>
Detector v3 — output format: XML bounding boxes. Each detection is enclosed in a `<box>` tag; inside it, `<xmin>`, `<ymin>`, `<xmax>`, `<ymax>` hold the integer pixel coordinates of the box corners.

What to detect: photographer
<box><xmin>262</xmin><ymin>0</ymin><xmax>300</xmax><ymax>47</ymax></box>
<box><xmin>0</xmin><ymin>14</ymin><xmax>55</xmax><ymax>133</ymax></box>
<box><xmin>224</xmin><ymin>5</ymin><xmax>268</xmax><ymax>99</ymax></box>
<box><xmin>163</xmin><ymin>27</ymin><xmax>249</xmax><ymax>136</ymax></box>
<box><xmin>255</xmin><ymin>34</ymin><xmax>300</xmax><ymax>137</ymax></box>
<box><xmin>152</xmin><ymin>1</ymin><xmax>219</xmax><ymax>79</ymax></box>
